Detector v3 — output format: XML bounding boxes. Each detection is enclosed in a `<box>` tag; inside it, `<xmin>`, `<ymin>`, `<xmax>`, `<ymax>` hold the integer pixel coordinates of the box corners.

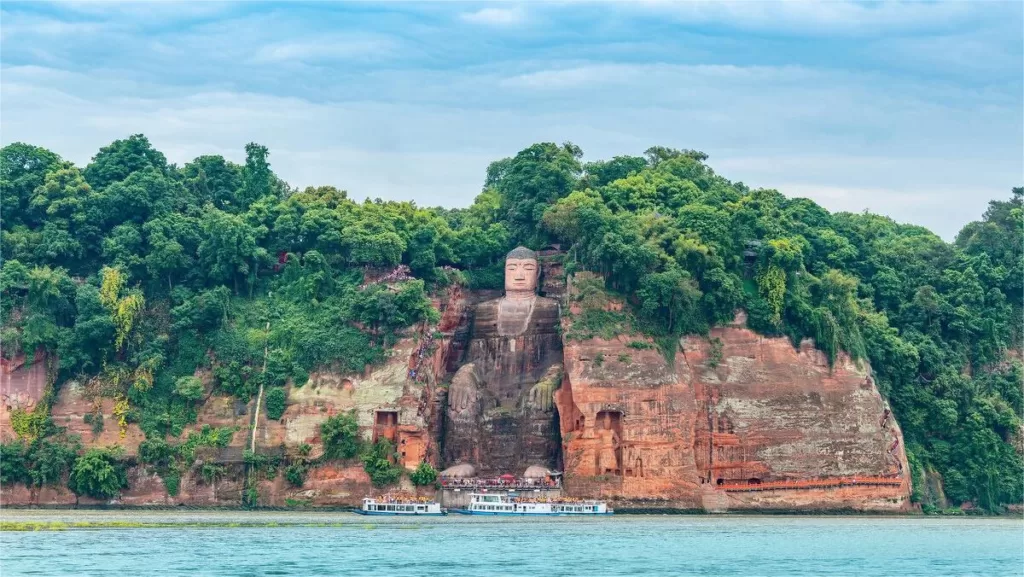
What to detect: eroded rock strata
<box><xmin>0</xmin><ymin>271</ymin><xmax>910</xmax><ymax>511</ymax></box>
<box><xmin>556</xmin><ymin>307</ymin><xmax>910</xmax><ymax>512</ymax></box>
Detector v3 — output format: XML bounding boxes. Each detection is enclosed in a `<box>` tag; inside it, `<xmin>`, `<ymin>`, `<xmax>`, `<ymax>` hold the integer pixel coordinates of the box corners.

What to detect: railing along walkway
<box><xmin>719</xmin><ymin>476</ymin><xmax>902</xmax><ymax>492</ymax></box>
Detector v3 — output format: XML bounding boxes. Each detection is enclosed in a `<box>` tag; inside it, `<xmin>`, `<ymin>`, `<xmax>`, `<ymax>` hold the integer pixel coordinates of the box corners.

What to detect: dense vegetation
<box><xmin>1</xmin><ymin>137</ymin><xmax>1019</xmax><ymax>511</ymax></box>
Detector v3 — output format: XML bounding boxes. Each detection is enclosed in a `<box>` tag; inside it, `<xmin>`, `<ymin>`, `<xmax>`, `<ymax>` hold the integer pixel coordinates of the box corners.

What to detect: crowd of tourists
<box><xmin>407</xmin><ymin>325</ymin><xmax>439</xmax><ymax>382</ymax></box>
<box><xmin>439</xmin><ymin>476</ymin><xmax>561</xmax><ymax>489</ymax></box>
<box><xmin>510</xmin><ymin>495</ymin><xmax>587</xmax><ymax>504</ymax></box>
<box><xmin>373</xmin><ymin>492</ymin><xmax>433</xmax><ymax>504</ymax></box>
<box><xmin>361</xmin><ymin>265</ymin><xmax>414</xmax><ymax>289</ymax></box>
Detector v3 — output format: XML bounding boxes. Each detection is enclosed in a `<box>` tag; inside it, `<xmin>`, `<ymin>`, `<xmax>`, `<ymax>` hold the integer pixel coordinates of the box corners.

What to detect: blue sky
<box><xmin>2</xmin><ymin>1</ymin><xmax>1021</xmax><ymax>239</ymax></box>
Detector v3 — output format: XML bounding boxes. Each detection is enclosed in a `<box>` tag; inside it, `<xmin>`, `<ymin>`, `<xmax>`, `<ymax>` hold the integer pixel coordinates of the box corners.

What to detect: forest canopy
<box><xmin>1</xmin><ymin>136</ymin><xmax>1021</xmax><ymax>510</ymax></box>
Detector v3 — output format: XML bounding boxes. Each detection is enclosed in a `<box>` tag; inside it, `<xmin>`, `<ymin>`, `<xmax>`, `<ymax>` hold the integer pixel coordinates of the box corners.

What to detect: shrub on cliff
<box><xmin>264</xmin><ymin>388</ymin><xmax>287</xmax><ymax>421</ymax></box>
<box><xmin>138</xmin><ymin>438</ymin><xmax>175</xmax><ymax>469</ymax></box>
<box><xmin>361</xmin><ymin>439</ymin><xmax>402</xmax><ymax>488</ymax></box>
<box><xmin>69</xmin><ymin>447</ymin><xmax>128</xmax><ymax>500</ymax></box>
<box><xmin>410</xmin><ymin>461</ymin><xmax>438</xmax><ymax>487</ymax></box>
<box><xmin>27</xmin><ymin>435</ymin><xmax>81</xmax><ymax>488</ymax></box>
<box><xmin>320</xmin><ymin>411</ymin><xmax>361</xmax><ymax>461</ymax></box>
<box><xmin>285</xmin><ymin>463</ymin><xmax>307</xmax><ymax>487</ymax></box>
<box><xmin>173</xmin><ymin>376</ymin><xmax>205</xmax><ymax>404</ymax></box>
<box><xmin>0</xmin><ymin>441</ymin><xmax>31</xmax><ymax>486</ymax></box>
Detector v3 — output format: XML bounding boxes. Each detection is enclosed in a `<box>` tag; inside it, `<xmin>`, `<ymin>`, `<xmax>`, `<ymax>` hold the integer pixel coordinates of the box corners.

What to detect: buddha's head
<box><xmin>505</xmin><ymin>246</ymin><xmax>539</xmax><ymax>296</ymax></box>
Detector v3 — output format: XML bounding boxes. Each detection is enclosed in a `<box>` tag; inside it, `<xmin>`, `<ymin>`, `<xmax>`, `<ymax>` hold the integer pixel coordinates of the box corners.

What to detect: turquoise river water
<box><xmin>1</xmin><ymin>511</ymin><xmax>1021</xmax><ymax>576</ymax></box>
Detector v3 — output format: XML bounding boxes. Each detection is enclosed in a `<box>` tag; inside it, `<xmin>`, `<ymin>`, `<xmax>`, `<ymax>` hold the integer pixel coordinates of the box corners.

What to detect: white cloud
<box><xmin>0</xmin><ymin>11</ymin><xmax>108</xmax><ymax>36</ymax></box>
<box><xmin>49</xmin><ymin>0</ymin><xmax>234</xmax><ymax>21</ymax></box>
<box><xmin>460</xmin><ymin>7</ymin><xmax>525</xmax><ymax>26</ymax></box>
<box><xmin>623</xmin><ymin>0</ymin><xmax>978</xmax><ymax>36</ymax></box>
<box><xmin>252</xmin><ymin>36</ymin><xmax>398</xmax><ymax>64</ymax></box>
<box><xmin>500</xmin><ymin>63</ymin><xmax>805</xmax><ymax>90</ymax></box>
<box><xmin>3</xmin><ymin>60</ymin><xmax>1018</xmax><ymax>240</ymax></box>
<box><xmin>1</xmin><ymin>0</ymin><xmax>1019</xmax><ymax>241</ymax></box>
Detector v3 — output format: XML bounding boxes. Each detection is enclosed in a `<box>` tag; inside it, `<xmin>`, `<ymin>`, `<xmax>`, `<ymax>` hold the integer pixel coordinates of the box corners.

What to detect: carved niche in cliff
<box><xmin>444</xmin><ymin>247</ymin><xmax>563</xmax><ymax>475</ymax></box>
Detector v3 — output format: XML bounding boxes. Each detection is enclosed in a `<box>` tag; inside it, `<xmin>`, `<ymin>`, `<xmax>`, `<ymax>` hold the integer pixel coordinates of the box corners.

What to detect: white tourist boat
<box><xmin>450</xmin><ymin>492</ymin><xmax>612</xmax><ymax>516</ymax></box>
<box><xmin>356</xmin><ymin>496</ymin><xmax>446</xmax><ymax>516</ymax></box>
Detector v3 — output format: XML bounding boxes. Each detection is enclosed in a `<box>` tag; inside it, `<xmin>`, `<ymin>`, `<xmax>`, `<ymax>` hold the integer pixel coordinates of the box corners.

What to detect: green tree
<box><xmin>320</xmin><ymin>411</ymin><xmax>361</xmax><ymax>460</ymax></box>
<box><xmin>495</xmin><ymin>142</ymin><xmax>583</xmax><ymax>245</ymax></box>
<box><xmin>174</xmin><ymin>376</ymin><xmax>205</xmax><ymax>404</ymax></box>
<box><xmin>264</xmin><ymin>387</ymin><xmax>287</xmax><ymax>420</ymax></box>
<box><xmin>361</xmin><ymin>438</ymin><xmax>401</xmax><ymax>488</ymax></box>
<box><xmin>1</xmin><ymin>143</ymin><xmax>62</xmax><ymax>229</ymax></box>
<box><xmin>240</xmin><ymin>143</ymin><xmax>272</xmax><ymax>210</ymax></box>
<box><xmin>197</xmin><ymin>207</ymin><xmax>269</xmax><ymax>293</ymax></box>
<box><xmin>69</xmin><ymin>447</ymin><xmax>129</xmax><ymax>500</ymax></box>
<box><xmin>284</xmin><ymin>463</ymin><xmax>307</xmax><ymax>487</ymax></box>
<box><xmin>84</xmin><ymin>134</ymin><xmax>168</xmax><ymax>190</ymax></box>
<box><xmin>410</xmin><ymin>461</ymin><xmax>438</xmax><ymax>486</ymax></box>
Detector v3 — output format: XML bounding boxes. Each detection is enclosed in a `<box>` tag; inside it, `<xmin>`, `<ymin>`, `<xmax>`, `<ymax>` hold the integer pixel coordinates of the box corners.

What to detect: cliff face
<box><xmin>2</xmin><ymin>273</ymin><xmax>912</xmax><ymax>511</ymax></box>
<box><xmin>0</xmin><ymin>284</ymin><xmax>463</xmax><ymax>508</ymax></box>
<box><xmin>556</xmin><ymin>308</ymin><xmax>911</xmax><ymax>512</ymax></box>
<box><xmin>0</xmin><ymin>351</ymin><xmax>50</xmax><ymax>442</ymax></box>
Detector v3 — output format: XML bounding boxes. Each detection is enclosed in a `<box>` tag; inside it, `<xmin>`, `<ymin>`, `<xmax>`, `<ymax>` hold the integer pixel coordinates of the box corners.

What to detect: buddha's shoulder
<box><xmin>532</xmin><ymin>295</ymin><xmax>559</xmax><ymax>309</ymax></box>
<box><xmin>474</xmin><ymin>295</ymin><xmax>559</xmax><ymax>311</ymax></box>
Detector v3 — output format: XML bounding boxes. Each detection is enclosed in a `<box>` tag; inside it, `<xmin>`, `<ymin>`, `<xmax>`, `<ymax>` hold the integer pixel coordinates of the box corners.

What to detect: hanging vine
<box><xmin>757</xmin><ymin>264</ymin><xmax>786</xmax><ymax>326</ymax></box>
<box><xmin>99</xmin><ymin>267</ymin><xmax>125</xmax><ymax>311</ymax></box>
<box><xmin>112</xmin><ymin>393</ymin><xmax>130</xmax><ymax>439</ymax></box>
<box><xmin>113</xmin><ymin>293</ymin><xmax>144</xmax><ymax>351</ymax></box>
<box><xmin>98</xmin><ymin>267</ymin><xmax>145</xmax><ymax>352</ymax></box>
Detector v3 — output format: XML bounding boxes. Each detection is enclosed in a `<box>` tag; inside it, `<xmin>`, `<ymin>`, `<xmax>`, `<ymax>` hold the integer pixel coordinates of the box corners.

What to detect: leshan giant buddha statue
<box><xmin>444</xmin><ymin>246</ymin><xmax>563</xmax><ymax>475</ymax></box>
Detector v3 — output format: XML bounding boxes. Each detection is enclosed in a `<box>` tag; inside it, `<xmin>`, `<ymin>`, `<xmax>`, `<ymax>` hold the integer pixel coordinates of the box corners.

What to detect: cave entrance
<box><xmin>374</xmin><ymin>410</ymin><xmax>399</xmax><ymax>443</ymax></box>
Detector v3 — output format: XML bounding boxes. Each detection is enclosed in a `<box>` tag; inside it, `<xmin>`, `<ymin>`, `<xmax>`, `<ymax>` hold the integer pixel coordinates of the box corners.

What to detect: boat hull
<box><xmin>449</xmin><ymin>509</ymin><xmax>613</xmax><ymax>516</ymax></box>
<box><xmin>354</xmin><ymin>510</ymin><xmax>447</xmax><ymax>516</ymax></box>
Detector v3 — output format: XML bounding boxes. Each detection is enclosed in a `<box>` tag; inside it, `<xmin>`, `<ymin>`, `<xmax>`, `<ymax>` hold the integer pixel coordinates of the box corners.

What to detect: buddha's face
<box><xmin>505</xmin><ymin>258</ymin><xmax>539</xmax><ymax>293</ymax></box>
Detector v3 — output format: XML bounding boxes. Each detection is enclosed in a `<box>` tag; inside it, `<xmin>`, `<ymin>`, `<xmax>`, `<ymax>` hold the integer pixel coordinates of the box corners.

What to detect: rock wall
<box><xmin>2</xmin><ymin>272</ymin><xmax>913</xmax><ymax>512</ymax></box>
<box><xmin>556</xmin><ymin>302</ymin><xmax>911</xmax><ymax>512</ymax></box>
<box><xmin>0</xmin><ymin>284</ymin><xmax>464</xmax><ymax>508</ymax></box>
<box><xmin>0</xmin><ymin>351</ymin><xmax>51</xmax><ymax>442</ymax></box>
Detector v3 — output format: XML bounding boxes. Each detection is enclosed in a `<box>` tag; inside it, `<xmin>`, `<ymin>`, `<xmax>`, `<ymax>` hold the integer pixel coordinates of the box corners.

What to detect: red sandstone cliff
<box><xmin>555</xmin><ymin>286</ymin><xmax>911</xmax><ymax>513</ymax></box>
<box><xmin>2</xmin><ymin>275</ymin><xmax>912</xmax><ymax>511</ymax></box>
